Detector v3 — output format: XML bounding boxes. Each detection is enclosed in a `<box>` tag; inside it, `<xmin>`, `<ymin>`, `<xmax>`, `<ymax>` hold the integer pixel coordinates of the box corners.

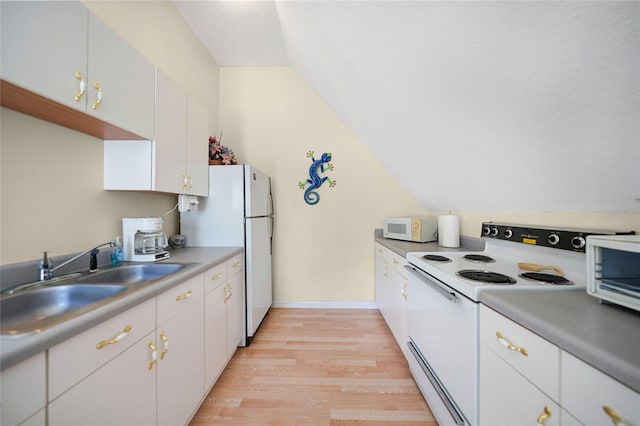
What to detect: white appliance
<box><xmin>405</xmin><ymin>222</ymin><xmax>629</xmax><ymax>425</ymax></box>
<box><xmin>122</xmin><ymin>217</ymin><xmax>170</xmax><ymax>262</ymax></box>
<box><xmin>383</xmin><ymin>216</ymin><xmax>438</xmax><ymax>242</ymax></box>
<box><xmin>587</xmin><ymin>234</ymin><xmax>640</xmax><ymax>312</ymax></box>
<box><xmin>180</xmin><ymin>165</ymin><xmax>274</xmax><ymax>345</ymax></box>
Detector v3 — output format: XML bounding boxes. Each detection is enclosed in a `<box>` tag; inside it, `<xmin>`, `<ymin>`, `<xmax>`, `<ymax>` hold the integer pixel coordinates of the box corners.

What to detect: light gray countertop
<box><xmin>374</xmin><ymin>231</ymin><xmax>484</xmax><ymax>257</ymax></box>
<box><xmin>479</xmin><ymin>290</ymin><xmax>640</xmax><ymax>393</ymax></box>
<box><xmin>0</xmin><ymin>247</ymin><xmax>242</xmax><ymax>371</ymax></box>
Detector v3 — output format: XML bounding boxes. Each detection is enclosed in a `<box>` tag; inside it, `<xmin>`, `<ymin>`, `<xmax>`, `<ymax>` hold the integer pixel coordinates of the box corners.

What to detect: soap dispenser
<box><xmin>111</xmin><ymin>236</ymin><xmax>124</xmax><ymax>267</ymax></box>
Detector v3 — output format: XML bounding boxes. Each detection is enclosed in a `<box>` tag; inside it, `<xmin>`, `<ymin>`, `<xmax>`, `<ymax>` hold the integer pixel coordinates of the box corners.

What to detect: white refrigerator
<box><xmin>180</xmin><ymin>164</ymin><xmax>274</xmax><ymax>345</ymax></box>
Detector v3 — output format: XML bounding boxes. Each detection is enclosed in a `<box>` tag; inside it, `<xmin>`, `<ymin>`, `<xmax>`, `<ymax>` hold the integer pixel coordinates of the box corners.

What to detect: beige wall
<box><xmin>219</xmin><ymin>67</ymin><xmax>426</xmax><ymax>304</ymax></box>
<box><xmin>1</xmin><ymin>2</ymin><xmax>219</xmax><ymax>264</ymax></box>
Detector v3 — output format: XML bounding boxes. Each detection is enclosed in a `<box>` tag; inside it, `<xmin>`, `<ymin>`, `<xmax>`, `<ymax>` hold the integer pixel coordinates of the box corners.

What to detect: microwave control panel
<box><xmin>481</xmin><ymin>222</ymin><xmax>635</xmax><ymax>253</ymax></box>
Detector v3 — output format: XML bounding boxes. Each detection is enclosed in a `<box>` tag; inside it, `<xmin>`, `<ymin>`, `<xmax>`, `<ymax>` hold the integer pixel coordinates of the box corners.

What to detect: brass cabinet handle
<box><xmin>147</xmin><ymin>340</ymin><xmax>158</xmax><ymax>370</ymax></box>
<box><xmin>92</xmin><ymin>82</ymin><xmax>103</xmax><ymax>110</ymax></box>
<box><xmin>175</xmin><ymin>290</ymin><xmax>192</xmax><ymax>301</ymax></box>
<box><xmin>393</xmin><ymin>259</ymin><xmax>399</xmax><ymax>264</ymax></box>
<box><xmin>496</xmin><ymin>331</ymin><xmax>528</xmax><ymax>356</ymax></box>
<box><xmin>401</xmin><ymin>282</ymin><xmax>407</xmax><ymax>300</ymax></box>
<box><xmin>74</xmin><ymin>71</ymin><xmax>86</xmax><ymax>101</ymax></box>
<box><xmin>603</xmin><ymin>406</ymin><xmax>621</xmax><ymax>426</ymax></box>
<box><xmin>159</xmin><ymin>332</ymin><xmax>169</xmax><ymax>360</ymax></box>
<box><xmin>211</xmin><ymin>272</ymin><xmax>223</xmax><ymax>281</ymax></box>
<box><xmin>232</xmin><ymin>261</ymin><xmax>241</xmax><ymax>269</ymax></box>
<box><xmin>536</xmin><ymin>406</ymin><xmax>551</xmax><ymax>425</ymax></box>
<box><xmin>96</xmin><ymin>325</ymin><xmax>132</xmax><ymax>350</ymax></box>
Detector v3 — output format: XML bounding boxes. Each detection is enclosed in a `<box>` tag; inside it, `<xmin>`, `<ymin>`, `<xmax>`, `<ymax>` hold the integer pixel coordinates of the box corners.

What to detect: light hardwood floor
<box><xmin>189</xmin><ymin>308</ymin><xmax>436</xmax><ymax>425</ymax></box>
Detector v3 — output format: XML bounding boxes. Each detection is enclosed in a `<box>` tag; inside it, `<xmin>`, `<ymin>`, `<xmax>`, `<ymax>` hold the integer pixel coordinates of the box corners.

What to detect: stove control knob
<box><xmin>490</xmin><ymin>227</ymin><xmax>499</xmax><ymax>237</ymax></box>
<box><xmin>548</xmin><ymin>233</ymin><xmax>560</xmax><ymax>245</ymax></box>
<box><xmin>483</xmin><ymin>225</ymin><xmax>491</xmax><ymax>236</ymax></box>
<box><xmin>504</xmin><ymin>229</ymin><xmax>513</xmax><ymax>239</ymax></box>
<box><xmin>571</xmin><ymin>236</ymin><xmax>586</xmax><ymax>249</ymax></box>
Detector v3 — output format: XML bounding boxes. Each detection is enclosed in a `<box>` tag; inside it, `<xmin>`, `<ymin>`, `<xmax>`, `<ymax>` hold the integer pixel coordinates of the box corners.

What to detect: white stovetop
<box><xmin>407</xmin><ymin>238</ymin><xmax>588</xmax><ymax>301</ymax></box>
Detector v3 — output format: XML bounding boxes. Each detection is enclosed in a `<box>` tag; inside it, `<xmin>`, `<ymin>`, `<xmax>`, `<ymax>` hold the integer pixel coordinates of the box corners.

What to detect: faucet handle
<box><xmin>39</xmin><ymin>251</ymin><xmax>53</xmax><ymax>281</ymax></box>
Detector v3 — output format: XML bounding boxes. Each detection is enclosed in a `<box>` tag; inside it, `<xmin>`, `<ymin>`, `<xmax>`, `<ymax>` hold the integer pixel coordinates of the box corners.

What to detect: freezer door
<box><xmin>245</xmin><ymin>216</ymin><xmax>273</xmax><ymax>337</ymax></box>
<box><xmin>244</xmin><ymin>165</ymin><xmax>272</xmax><ymax>217</ymax></box>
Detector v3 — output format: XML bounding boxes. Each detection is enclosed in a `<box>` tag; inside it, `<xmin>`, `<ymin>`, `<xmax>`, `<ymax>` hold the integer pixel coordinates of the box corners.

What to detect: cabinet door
<box><xmin>155</xmin><ymin>69</ymin><xmax>187</xmax><ymax>194</ymax></box>
<box><xmin>480</xmin><ymin>345</ymin><xmax>560</xmax><ymax>426</ymax></box>
<box><xmin>48</xmin><ymin>332</ymin><xmax>157</xmax><ymax>426</ymax></box>
<box><xmin>0</xmin><ymin>353</ymin><xmax>46</xmax><ymax>426</ymax></box>
<box><xmin>87</xmin><ymin>13</ymin><xmax>155</xmax><ymax>139</ymax></box>
<box><xmin>561</xmin><ymin>351</ymin><xmax>640</xmax><ymax>425</ymax></box>
<box><xmin>186</xmin><ymin>95</ymin><xmax>209</xmax><ymax>196</ymax></box>
<box><xmin>204</xmin><ymin>280</ymin><xmax>228</xmax><ymax>388</ymax></box>
<box><xmin>1</xmin><ymin>1</ymin><xmax>88</xmax><ymax>110</ymax></box>
<box><xmin>386</xmin><ymin>265</ymin><xmax>408</xmax><ymax>357</ymax></box>
<box><xmin>227</xmin><ymin>265</ymin><xmax>245</xmax><ymax>356</ymax></box>
<box><xmin>157</xmin><ymin>300</ymin><xmax>205</xmax><ymax>426</ymax></box>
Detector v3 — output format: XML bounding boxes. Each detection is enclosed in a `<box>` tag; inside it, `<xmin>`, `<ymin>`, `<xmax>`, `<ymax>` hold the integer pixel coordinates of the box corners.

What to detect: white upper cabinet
<box><xmin>1</xmin><ymin>1</ymin><xmax>155</xmax><ymax>140</ymax></box>
<box><xmin>104</xmin><ymin>69</ymin><xmax>209</xmax><ymax>196</ymax></box>
<box><xmin>1</xmin><ymin>2</ymin><xmax>88</xmax><ymax>111</ymax></box>
<box><xmin>86</xmin><ymin>13</ymin><xmax>155</xmax><ymax>140</ymax></box>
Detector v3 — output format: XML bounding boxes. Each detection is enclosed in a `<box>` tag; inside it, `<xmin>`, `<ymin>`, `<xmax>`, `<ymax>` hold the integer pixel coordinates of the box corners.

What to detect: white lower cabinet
<box><xmin>48</xmin><ymin>331</ymin><xmax>157</xmax><ymax>426</ymax></box>
<box><xmin>480</xmin><ymin>304</ymin><xmax>640</xmax><ymax>426</ymax></box>
<box><xmin>560</xmin><ymin>351</ymin><xmax>640</xmax><ymax>426</ymax></box>
<box><xmin>156</xmin><ymin>275</ymin><xmax>205</xmax><ymax>426</ymax></box>
<box><xmin>0</xmin><ymin>352</ymin><xmax>46</xmax><ymax>426</ymax></box>
<box><xmin>480</xmin><ymin>305</ymin><xmax>561</xmax><ymax>426</ymax></box>
<box><xmin>204</xmin><ymin>253</ymin><xmax>244</xmax><ymax>390</ymax></box>
<box><xmin>374</xmin><ymin>242</ymin><xmax>408</xmax><ymax>358</ymax></box>
<box><xmin>480</xmin><ymin>344</ymin><xmax>560</xmax><ymax>426</ymax></box>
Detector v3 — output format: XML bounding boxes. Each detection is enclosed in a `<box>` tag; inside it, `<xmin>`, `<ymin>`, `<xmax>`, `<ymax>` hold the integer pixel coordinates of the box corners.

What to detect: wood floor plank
<box><xmin>189</xmin><ymin>308</ymin><xmax>436</xmax><ymax>425</ymax></box>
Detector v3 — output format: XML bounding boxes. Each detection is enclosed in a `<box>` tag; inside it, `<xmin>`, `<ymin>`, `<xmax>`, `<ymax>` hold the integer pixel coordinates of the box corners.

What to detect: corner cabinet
<box><xmin>0</xmin><ymin>1</ymin><xmax>155</xmax><ymax>140</ymax></box>
<box><xmin>103</xmin><ymin>69</ymin><xmax>209</xmax><ymax>196</ymax></box>
<box><xmin>374</xmin><ymin>242</ymin><xmax>409</xmax><ymax>358</ymax></box>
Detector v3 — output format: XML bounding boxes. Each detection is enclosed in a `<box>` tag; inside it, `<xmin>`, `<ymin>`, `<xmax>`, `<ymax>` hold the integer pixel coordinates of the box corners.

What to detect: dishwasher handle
<box><xmin>405</xmin><ymin>265</ymin><xmax>459</xmax><ymax>303</ymax></box>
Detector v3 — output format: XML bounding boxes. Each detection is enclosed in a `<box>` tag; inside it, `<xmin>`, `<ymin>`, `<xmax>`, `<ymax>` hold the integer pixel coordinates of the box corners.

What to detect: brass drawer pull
<box><xmin>496</xmin><ymin>331</ymin><xmax>528</xmax><ymax>356</ymax></box>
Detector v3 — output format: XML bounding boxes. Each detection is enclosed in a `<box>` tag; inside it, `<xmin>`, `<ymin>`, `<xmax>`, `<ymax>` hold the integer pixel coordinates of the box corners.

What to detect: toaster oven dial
<box><xmin>548</xmin><ymin>233</ymin><xmax>560</xmax><ymax>245</ymax></box>
<box><xmin>571</xmin><ymin>236</ymin><xmax>586</xmax><ymax>249</ymax></box>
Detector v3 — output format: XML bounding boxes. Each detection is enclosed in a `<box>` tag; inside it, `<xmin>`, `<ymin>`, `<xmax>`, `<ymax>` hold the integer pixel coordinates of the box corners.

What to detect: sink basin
<box><xmin>1</xmin><ymin>285</ymin><xmax>127</xmax><ymax>335</ymax></box>
<box><xmin>74</xmin><ymin>263</ymin><xmax>186</xmax><ymax>285</ymax></box>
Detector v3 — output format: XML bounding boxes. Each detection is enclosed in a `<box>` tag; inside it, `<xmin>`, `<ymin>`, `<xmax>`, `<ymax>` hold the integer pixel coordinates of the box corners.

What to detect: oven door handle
<box><xmin>405</xmin><ymin>265</ymin><xmax>459</xmax><ymax>303</ymax></box>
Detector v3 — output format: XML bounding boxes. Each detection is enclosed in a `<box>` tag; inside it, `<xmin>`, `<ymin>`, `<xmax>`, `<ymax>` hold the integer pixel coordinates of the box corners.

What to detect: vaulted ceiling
<box><xmin>173</xmin><ymin>1</ymin><xmax>640</xmax><ymax>212</ymax></box>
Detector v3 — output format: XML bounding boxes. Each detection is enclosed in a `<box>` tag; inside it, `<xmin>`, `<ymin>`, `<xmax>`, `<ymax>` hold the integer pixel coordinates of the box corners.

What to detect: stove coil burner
<box><xmin>464</xmin><ymin>254</ymin><xmax>495</xmax><ymax>263</ymax></box>
<box><xmin>519</xmin><ymin>272</ymin><xmax>573</xmax><ymax>285</ymax></box>
<box><xmin>457</xmin><ymin>269</ymin><xmax>517</xmax><ymax>285</ymax></box>
<box><xmin>422</xmin><ymin>254</ymin><xmax>452</xmax><ymax>262</ymax></box>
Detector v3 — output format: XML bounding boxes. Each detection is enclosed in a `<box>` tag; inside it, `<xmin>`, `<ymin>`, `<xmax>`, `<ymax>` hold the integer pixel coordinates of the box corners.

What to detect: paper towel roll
<box><xmin>438</xmin><ymin>215</ymin><xmax>460</xmax><ymax>248</ymax></box>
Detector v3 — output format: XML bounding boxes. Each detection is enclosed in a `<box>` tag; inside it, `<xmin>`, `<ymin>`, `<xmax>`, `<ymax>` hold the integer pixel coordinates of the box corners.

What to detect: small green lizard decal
<box><xmin>298</xmin><ymin>151</ymin><xmax>335</xmax><ymax>205</ymax></box>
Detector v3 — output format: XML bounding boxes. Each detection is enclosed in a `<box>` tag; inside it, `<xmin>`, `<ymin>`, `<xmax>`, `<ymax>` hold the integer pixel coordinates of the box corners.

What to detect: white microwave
<box><xmin>383</xmin><ymin>216</ymin><xmax>438</xmax><ymax>243</ymax></box>
<box><xmin>587</xmin><ymin>234</ymin><xmax>640</xmax><ymax>312</ymax></box>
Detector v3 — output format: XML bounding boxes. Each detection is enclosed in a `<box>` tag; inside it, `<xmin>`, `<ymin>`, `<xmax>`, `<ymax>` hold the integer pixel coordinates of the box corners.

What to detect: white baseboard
<box><xmin>271</xmin><ymin>301</ymin><xmax>379</xmax><ymax>309</ymax></box>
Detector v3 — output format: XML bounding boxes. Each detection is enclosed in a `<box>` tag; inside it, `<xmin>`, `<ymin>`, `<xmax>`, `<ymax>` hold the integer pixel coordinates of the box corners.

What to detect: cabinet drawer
<box><xmin>561</xmin><ymin>351</ymin><xmax>640</xmax><ymax>425</ymax></box>
<box><xmin>204</xmin><ymin>262</ymin><xmax>227</xmax><ymax>294</ymax></box>
<box><xmin>375</xmin><ymin>243</ymin><xmax>407</xmax><ymax>274</ymax></box>
<box><xmin>480</xmin><ymin>305</ymin><xmax>560</xmax><ymax>401</ymax></box>
<box><xmin>0</xmin><ymin>352</ymin><xmax>46</xmax><ymax>426</ymax></box>
<box><xmin>49</xmin><ymin>297</ymin><xmax>155</xmax><ymax>400</ymax></box>
<box><xmin>157</xmin><ymin>274</ymin><xmax>203</xmax><ymax>326</ymax></box>
<box><xmin>228</xmin><ymin>252</ymin><xmax>244</xmax><ymax>276</ymax></box>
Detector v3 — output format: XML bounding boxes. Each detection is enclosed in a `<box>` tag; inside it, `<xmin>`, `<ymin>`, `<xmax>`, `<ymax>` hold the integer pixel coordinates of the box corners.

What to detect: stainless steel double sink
<box><xmin>0</xmin><ymin>263</ymin><xmax>186</xmax><ymax>336</ymax></box>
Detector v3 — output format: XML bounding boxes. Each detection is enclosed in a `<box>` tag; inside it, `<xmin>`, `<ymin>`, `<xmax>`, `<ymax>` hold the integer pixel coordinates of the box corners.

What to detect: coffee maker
<box><xmin>122</xmin><ymin>218</ymin><xmax>170</xmax><ymax>262</ymax></box>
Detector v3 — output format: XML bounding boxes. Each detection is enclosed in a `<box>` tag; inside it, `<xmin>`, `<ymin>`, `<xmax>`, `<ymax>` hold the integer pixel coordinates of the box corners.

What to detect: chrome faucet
<box><xmin>38</xmin><ymin>241</ymin><xmax>114</xmax><ymax>281</ymax></box>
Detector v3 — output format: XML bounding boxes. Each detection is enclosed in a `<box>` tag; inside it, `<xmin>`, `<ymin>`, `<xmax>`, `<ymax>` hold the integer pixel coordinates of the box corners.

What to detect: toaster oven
<box><xmin>587</xmin><ymin>234</ymin><xmax>640</xmax><ymax>312</ymax></box>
